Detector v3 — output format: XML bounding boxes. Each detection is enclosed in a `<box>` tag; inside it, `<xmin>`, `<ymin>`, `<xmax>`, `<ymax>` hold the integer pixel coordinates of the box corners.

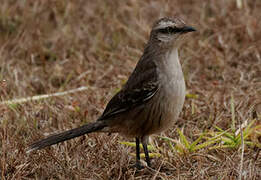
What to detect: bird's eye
<box><xmin>158</xmin><ymin>27</ymin><xmax>171</xmax><ymax>34</ymax></box>
<box><xmin>158</xmin><ymin>27</ymin><xmax>180</xmax><ymax>34</ymax></box>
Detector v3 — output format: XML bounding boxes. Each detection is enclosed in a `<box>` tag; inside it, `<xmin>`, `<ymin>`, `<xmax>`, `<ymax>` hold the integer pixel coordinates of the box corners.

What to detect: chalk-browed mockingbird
<box><xmin>27</xmin><ymin>17</ymin><xmax>196</xmax><ymax>168</ymax></box>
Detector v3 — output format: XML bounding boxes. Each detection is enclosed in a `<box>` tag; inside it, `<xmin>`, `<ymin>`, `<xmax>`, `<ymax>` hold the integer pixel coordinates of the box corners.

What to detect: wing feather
<box><xmin>98</xmin><ymin>55</ymin><xmax>159</xmax><ymax>121</ymax></box>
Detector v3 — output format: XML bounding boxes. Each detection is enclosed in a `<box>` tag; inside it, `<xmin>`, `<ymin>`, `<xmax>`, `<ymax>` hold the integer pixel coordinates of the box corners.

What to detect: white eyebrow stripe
<box><xmin>155</xmin><ymin>21</ymin><xmax>175</xmax><ymax>30</ymax></box>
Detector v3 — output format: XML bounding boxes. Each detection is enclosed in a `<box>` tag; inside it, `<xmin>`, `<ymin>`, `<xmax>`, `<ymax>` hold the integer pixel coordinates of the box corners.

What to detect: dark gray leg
<box><xmin>141</xmin><ymin>136</ymin><xmax>151</xmax><ymax>167</ymax></box>
<box><xmin>135</xmin><ymin>137</ymin><xmax>143</xmax><ymax>169</ymax></box>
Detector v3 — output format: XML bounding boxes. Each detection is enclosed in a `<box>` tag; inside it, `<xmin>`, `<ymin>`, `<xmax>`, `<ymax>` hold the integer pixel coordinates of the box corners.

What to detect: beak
<box><xmin>181</xmin><ymin>26</ymin><xmax>196</xmax><ymax>33</ymax></box>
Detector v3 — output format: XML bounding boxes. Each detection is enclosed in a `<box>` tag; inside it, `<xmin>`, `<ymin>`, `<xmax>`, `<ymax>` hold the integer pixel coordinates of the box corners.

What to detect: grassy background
<box><xmin>0</xmin><ymin>0</ymin><xmax>261</xmax><ymax>179</ymax></box>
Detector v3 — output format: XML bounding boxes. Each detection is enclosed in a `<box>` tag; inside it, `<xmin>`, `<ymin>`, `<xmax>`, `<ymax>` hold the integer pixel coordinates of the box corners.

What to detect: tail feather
<box><xmin>27</xmin><ymin>121</ymin><xmax>106</xmax><ymax>153</ymax></box>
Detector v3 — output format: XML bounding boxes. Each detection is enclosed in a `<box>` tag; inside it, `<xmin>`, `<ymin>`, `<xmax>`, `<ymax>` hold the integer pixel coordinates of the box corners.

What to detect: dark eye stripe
<box><xmin>158</xmin><ymin>27</ymin><xmax>182</xmax><ymax>34</ymax></box>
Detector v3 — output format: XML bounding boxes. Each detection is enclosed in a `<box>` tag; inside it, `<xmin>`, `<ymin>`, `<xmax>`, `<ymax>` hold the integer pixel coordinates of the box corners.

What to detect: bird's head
<box><xmin>150</xmin><ymin>17</ymin><xmax>196</xmax><ymax>47</ymax></box>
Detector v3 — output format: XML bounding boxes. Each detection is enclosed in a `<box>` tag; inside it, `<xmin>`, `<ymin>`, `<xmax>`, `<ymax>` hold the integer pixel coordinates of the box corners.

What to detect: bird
<box><xmin>27</xmin><ymin>17</ymin><xmax>196</xmax><ymax>169</ymax></box>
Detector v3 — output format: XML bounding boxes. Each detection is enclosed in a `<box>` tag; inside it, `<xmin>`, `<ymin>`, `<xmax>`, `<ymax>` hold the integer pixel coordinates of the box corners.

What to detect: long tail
<box><xmin>27</xmin><ymin>121</ymin><xmax>107</xmax><ymax>153</ymax></box>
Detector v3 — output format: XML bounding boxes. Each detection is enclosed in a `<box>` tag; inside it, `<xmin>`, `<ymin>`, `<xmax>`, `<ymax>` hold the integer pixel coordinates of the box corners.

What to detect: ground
<box><xmin>0</xmin><ymin>0</ymin><xmax>261</xmax><ymax>179</ymax></box>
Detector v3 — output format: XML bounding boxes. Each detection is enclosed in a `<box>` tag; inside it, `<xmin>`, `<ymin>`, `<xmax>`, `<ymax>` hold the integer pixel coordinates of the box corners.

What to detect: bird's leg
<box><xmin>135</xmin><ymin>137</ymin><xmax>144</xmax><ymax>169</ymax></box>
<box><xmin>141</xmin><ymin>136</ymin><xmax>151</xmax><ymax>167</ymax></box>
<box><xmin>142</xmin><ymin>142</ymin><xmax>151</xmax><ymax>167</ymax></box>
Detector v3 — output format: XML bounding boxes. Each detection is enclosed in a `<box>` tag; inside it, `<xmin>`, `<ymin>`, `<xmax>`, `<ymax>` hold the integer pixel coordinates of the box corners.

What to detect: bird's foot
<box><xmin>131</xmin><ymin>161</ymin><xmax>145</xmax><ymax>170</ymax></box>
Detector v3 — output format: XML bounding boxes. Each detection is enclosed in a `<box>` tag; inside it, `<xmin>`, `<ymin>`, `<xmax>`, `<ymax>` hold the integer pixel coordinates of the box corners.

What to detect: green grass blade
<box><xmin>215</xmin><ymin>126</ymin><xmax>234</xmax><ymax>139</ymax></box>
<box><xmin>190</xmin><ymin>132</ymin><xmax>205</xmax><ymax>151</ymax></box>
<box><xmin>193</xmin><ymin>138</ymin><xmax>221</xmax><ymax>151</ymax></box>
<box><xmin>186</xmin><ymin>93</ymin><xmax>199</xmax><ymax>99</ymax></box>
<box><xmin>230</xmin><ymin>94</ymin><xmax>236</xmax><ymax>134</ymax></box>
<box><xmin>177</xmin><ymin>128</ymin><xmax>190</xmax><ymax>149</ymax></box>
<box><xmin>118</xmin><ymin>141</ymin><xmax>154</xmax><ymax>151</ymax></box>
<box><xmin>130</xmin><ymin>153</ymin><xmax>161</xmax><ymax>158</ymax></box>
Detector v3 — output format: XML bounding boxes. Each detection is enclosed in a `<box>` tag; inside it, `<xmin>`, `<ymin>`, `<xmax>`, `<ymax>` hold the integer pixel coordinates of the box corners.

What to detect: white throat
<box><xmin>164</xmin><ymin>48</ymin><xmax>183</xmax><ymax>79</ymax></box>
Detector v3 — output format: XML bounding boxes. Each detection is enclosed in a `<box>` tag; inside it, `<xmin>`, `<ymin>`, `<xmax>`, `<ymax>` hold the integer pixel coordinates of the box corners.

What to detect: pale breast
<box><xmin>152</xmin><ymin>48</ymin><xmax>186</xmax><ymax>133</ymax></box>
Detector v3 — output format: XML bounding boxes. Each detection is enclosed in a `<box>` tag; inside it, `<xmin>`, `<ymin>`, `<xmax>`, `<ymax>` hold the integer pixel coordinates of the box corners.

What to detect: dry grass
<box><xmin>0</xmin><ymin>0</ymin><xmax>261</xmax><ymax>179</ymax></box>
